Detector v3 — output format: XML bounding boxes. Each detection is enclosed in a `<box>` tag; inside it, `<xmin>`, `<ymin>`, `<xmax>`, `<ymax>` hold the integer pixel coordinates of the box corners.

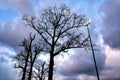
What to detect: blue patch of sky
<box><xmin>77</xmin><ymin>0</ymin><xmax>103</xmax><ymax>17</ymax></box>
<box><xmin>32</xmin><ymin>0</ymin><xmax>40</xmax><ymax>7</ymax></box>
<box><xmin>0</xmin><ymin>8</ymin><xmax>19</xmax><ymax>24</ymax></box>
<box><xmin>59</xmin><ymin>0</ymin><xmax>103</xmax><ymax>15</ymax></box>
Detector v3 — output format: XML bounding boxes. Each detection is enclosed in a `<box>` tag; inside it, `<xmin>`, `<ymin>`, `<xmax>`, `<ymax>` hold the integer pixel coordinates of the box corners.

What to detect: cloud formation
<box><xmin>0</xmin><ymin>18</ymin><xmax>33</xmax><ymax>50</ymax></box>
<box><xmin>1</xmin><ymin>0</ymin><xmax>120</xmax><ymax>80</ymax></box>
<box><xmin>0</xmin><ymin>46</ymin><xmax>18</xmax><ymax>80</ymax></box>
<box><xmin>100</xmin><ymin>0</ymin><xmax>120</xmax><ymax>49</ymax></box>
<box><xmin>0</xmin><ymin>62</ymin><xmax>17</xmax><ymax>80</ymax></box>
<box><xmin>100</xmin><ymin>45</ymin><xmax>120</xmax><ymax>80</ymax></box>
<box><xmin>57</xmin><ymin>48</ymin><xmax>106</xmax><ymax>78</ymax></box>
<box><xmin>63</xmin><ymin>77</ymin><xmax>79</xmax><ymax>80</ymax></box>
<box><xmin>8</xmin><ymin>0</ymin><xmax>35</xmax><ymax>15</ymax></box>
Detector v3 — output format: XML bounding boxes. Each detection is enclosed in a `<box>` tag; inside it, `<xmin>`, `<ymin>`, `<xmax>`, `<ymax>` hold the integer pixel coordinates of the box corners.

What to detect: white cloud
<box><xmin>8</xmin><ymin>0</ymin><xmax>35</xmax><ymax>15</ymax></box>
<box><xmin>98</xmin><ymin>38</ymin><xmax>120</xmax><ymax>80</ymax></box>
<box><xmin>0</xmin><ymin>61</ymin><xmax>18</xmax><ymax>80</ymax></box>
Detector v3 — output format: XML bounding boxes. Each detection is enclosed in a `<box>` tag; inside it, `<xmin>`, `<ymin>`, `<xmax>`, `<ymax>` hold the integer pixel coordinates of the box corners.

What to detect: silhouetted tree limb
<box><xmin>33</xmin><ymin>60</ymin><xmax>49</xmax><ymax>80</ymax></box>
<box><xmin>13</xmin><ymin>33</ymin><xmax>45</xmax><ymax>80</ymax></box>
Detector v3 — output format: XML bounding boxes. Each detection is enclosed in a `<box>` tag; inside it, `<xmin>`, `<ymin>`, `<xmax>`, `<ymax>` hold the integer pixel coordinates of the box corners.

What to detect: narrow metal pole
<box><xmin>87</xmin><ymin>25</ymin><xmax>100</xmax><ymax>80</ymax></box>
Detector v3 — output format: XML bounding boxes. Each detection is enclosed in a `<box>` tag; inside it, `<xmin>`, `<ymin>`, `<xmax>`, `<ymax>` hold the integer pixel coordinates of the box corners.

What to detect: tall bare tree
<box><xmin>23</xmin><ymin>4</ymin><xmax>90</xmax><ymax>80</ymax></box>
<box><xmin>14</xmin><ymin>33</ymin><xmax>44</xmax><ymax>80</ymax></box>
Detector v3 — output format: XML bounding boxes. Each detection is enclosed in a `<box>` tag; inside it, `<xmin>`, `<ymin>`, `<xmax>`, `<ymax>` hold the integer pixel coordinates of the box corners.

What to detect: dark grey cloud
<box><xmin>100</xmin><ymin>0</ymin><xmax>120</xmax><ymax>49</ymax></box>
<box><xmin>57</xmin><ymin>49</ymin><xmax>106</xmax><ymax>77</ymax></box>
<box><xmin>63</xmin><ymin>77</ymin><xmax>79</xmax><ymax>80</ymax></box>
<box><xmin>0</xmin><ymin>18</ymin><xmax>33</xmax><ymax>50</ymax></box>
<box><xmin>101</xmin><ymin>67</ymin><xmax>120</xmax><ymax>80</ymax></box>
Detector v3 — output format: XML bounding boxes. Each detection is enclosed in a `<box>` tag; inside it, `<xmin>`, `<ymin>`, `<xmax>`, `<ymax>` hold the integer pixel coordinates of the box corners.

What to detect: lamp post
<box><xmin>83</xmin><ymin>19</ymin><xmax>100</xmax><ymax>80</ymax></box>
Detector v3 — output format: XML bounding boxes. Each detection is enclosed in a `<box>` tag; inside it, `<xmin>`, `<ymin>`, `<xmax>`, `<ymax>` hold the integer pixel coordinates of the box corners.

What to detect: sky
<box><xmin>0</xmin><ymin>0</ymin><xmax>120</xmax><ymax>80</ymax></box>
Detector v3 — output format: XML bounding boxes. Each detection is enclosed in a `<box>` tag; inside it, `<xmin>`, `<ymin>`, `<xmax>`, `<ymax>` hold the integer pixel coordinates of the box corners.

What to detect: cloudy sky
<box><xmin>0</xmin><ymin>0</ymin><xmax>120</xmax><ymax>80</ymax></box>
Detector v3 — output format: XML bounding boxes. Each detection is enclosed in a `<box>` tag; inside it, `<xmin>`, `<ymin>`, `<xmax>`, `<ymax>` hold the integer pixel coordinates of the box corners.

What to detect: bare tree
<box><xmin>23</xmin><ymin>4</ymin><xmax>90</xmax><ymax>80</ymax></box>
<box><xmin>14</xmin><ymin>33</ymin><xmax>44</xmax><ymax>80</ymax></box>
<box><xmin>33</xmin><ymin>60</ymin><xmax>49</xmax><ymax>80</ymax></box>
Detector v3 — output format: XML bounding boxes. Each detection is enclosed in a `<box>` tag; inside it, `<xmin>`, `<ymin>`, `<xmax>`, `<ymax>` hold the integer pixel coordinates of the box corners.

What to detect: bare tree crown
<box><xmin>23</xmin><ymin>4</ymin><xmax>89</xmax><ymax>56</ymax></box>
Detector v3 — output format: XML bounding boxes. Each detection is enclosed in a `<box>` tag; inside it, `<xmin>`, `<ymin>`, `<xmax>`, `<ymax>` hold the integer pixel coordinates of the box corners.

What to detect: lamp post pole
<box><xmin>86</xmin><ymin>25</ymin><xmax>100</xmax><ymax>80</ymax></box>
<box><xmin>83</xmin><ymin>19</ymin><xmax>100</xmax><ymax>80</ymax></box>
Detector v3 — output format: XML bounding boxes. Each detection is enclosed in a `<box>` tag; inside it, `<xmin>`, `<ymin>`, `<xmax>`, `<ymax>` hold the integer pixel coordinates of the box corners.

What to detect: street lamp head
<box><xmin>83</xmin><ymin>19</ymin><xmax>92</xmax><ymax>26</ymax></box>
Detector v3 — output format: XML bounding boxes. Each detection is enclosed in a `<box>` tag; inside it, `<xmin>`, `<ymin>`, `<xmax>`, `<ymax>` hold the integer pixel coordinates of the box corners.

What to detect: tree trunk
<box><xmin>48</xmin><ymin>54</ymin><xmax>54</xmax><ymax>80</ymax></box>
<box><xmin>28</xmin><ymin>63</ymin><xmax>33</xmax><ymax>80</ymax></box>
<box><xmin>28</xmin><ymin>52</ymin><xmax>38</xmax><ymax>80</ymax></box>
<box><xmin>22</xmin><ymin>68</ymin><xmax>26</xmax><ymax>80</ymax></box>
<box><xmin>40</xmin><ymin>78</ymin><xmax>42</xmax><ymax>80</ymax></box>
<box><xmin>22</xmin><ymin>52</ymin><xmax>30</xmax><ymax>80</ymax></box>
